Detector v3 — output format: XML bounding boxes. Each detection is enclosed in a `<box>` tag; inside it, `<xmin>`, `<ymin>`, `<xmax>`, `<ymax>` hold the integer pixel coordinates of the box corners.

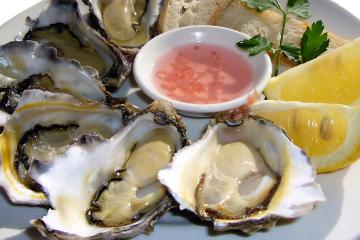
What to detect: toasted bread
<box><xmin>158</xmin><ymin>0</ymin><xmax>349</xmax><ymax>49</ymax></box>
<box><xmin>158</xmin><ymin>0</ymin><xmax>232</xmax><ymax>33</ymax></box>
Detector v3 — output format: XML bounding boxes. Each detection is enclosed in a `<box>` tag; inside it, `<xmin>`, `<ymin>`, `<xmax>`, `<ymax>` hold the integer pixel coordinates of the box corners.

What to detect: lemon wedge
<box><xmin>265</xmin><ymin>38</ymin><xmax>360</xmax><ymax>105</ymax></box>
<box><xmin>251</xmin><ymin>101</ymin><xmax>360</xmax><ymax>173</ymax></box>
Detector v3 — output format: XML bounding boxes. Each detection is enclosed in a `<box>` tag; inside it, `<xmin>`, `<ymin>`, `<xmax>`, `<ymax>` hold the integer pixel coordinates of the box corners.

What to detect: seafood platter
<box><xmin>0</xmin><ymin>0</ymin><xmax>360</xmax><ymax>239</ymax></box>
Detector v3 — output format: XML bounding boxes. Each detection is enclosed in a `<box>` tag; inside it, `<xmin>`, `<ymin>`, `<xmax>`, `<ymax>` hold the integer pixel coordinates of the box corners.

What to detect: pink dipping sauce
<box><xmin>153</xmin><ymin>43</ymin><xmax>254</xmax><ymax>104</ymax></box>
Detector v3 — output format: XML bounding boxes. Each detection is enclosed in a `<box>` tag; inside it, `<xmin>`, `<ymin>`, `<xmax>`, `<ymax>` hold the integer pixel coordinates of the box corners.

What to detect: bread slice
<box><xmin>158</xmin><ymin>0</ymin><xmax>232</xmax><ymax>33</ymax></box>
<box><xmin>216</xmin><ymin>0</ymin><xmax>348</xmax><ymax>49</ymax></box>
<box><xmin>158</xmin><ymin>0</ymin><xmax>349</xmax><ymax>49</ymax></box>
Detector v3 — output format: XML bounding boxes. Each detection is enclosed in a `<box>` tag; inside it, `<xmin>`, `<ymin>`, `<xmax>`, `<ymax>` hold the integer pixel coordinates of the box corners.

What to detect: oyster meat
<box><xmin>0</xmin><ymin>89</ymin><xmax>128</xmax><ymax>205</ymax></box>
<box><xmin>158</xmin><ymin>116</ymin><xmax>326</xmax><ymax>234</ymax></box>
<box><xmin>0</xmin><ymin>41</ymin><xmax>113</xmax><ymax>113</ymax></box>
<box><xmin>84</xmin><ymin>0</ymin><xmax>164</xmax><ymax>49</ymax></box>
<box><xmin>22</xmin><ymin>0</ymin><xmax>131</xmax><ymax>91</ymax></box>
<box><xmin>29</xmin><ymin>101</ymin><xmax>188</xmax><ymax>239</ymax></box>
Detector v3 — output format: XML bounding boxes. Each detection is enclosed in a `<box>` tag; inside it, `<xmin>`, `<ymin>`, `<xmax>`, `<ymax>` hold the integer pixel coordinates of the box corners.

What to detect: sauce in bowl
<box><xmin>152</xmin><ymin>43</ymin><xmax>254</xmax><ymax>104</ymax></box>
<box><xmin>134</xmin><ymin>26</ymin><xmax>272</xmax><ymax>116</ymax></box>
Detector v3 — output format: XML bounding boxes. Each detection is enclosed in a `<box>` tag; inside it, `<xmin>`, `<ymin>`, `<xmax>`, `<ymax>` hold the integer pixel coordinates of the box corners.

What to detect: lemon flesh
<box><xmin>265</xmin><ymin>38</ymin><xmax>360</xmax><ymax>105</ymax></box>
<box><xmin>251</xmin><ymin>101</ymin><xmax>360</xmax><ymax>173</ymax></box>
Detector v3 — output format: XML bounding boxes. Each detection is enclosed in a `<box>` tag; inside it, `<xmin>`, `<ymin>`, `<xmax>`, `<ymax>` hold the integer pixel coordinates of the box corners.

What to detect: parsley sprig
<box><xmin>237</xmin><ymin>0</ymin><xmax>329</xmax><ymax>76</ymax></box>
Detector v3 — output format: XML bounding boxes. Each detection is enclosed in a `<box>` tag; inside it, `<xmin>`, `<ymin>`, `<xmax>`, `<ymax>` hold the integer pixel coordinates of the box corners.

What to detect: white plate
<box><xmin>0</xmin><ymin>1</ymin><xmax>360</xmax><ymax>240</ymax></box>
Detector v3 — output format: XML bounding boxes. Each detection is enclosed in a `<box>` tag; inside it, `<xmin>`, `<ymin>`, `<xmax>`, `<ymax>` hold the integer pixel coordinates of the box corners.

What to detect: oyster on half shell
<box><xmin>0</xmin><ymin>89</ymin><xmax>129</xmax><ymax>205</ymax></box>
<box><xmin>84</xmin><ymin>0</ymin><xmax>164</xmax><ymax>51</ymax></box>
<box><xmin>158</xmin><ymin>116</ymin><xmax>326</xmax><ymax>234</ymax></box>
<box><xmin>29</xmin><ymin>101</ymin><xmax>188</xmax><ymax>239</ymax></box>
<box><xmin>0</xmin><ymin>41</ymin><xmax>115</xmax><ymax>114</ymax></box>
<box><xmin>21</xmin><ymin>0</ymin><xmax>131</xmax><ymax>91</ymax></box>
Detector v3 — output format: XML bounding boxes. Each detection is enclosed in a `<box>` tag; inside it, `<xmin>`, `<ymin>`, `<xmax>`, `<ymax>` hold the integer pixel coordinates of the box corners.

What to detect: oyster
<box><xmin>29</xmin><ymin>101</ymin><xmax>188</xmax><ymax>239</ymax></box>
<box><xmin>84</xmin><ymin>0</ymin><xmax>164</xmax><ymax>50</ymax></box>
<box><xmin>0</xmin><ymin>89</ymin><xmax>129</xmax><ymax>205</ymax></box>
<box><xmin>0</xmin><ymin>41</ymin><xmax>115</xmax><ymax>114</ymax></box>
<box><xmin>158</xmin><ymin>116</ymin><xmax>325</xmax><ymax>234</ymax></box>
<box><xmin>22</xmin><ymin>0</ymin><xmax>131</xmax><ymax>91</ymax></box>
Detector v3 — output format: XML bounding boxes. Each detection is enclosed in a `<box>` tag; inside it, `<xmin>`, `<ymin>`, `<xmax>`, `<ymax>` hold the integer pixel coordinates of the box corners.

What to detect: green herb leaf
<box><xmin>241</xmin><ymin>0</ymin><xmax>280</xmax><ymax>12</ymax></box>
<box><xmin>281</xmin><ymin>43</ymin><xmax>302</xmax><ymax>64</ymax></box>
<box><xmin>301</xmin><ymin>20</ymin><xmax>330</xmax><ymax>63</ymax></box>
<box><xmin>287</xmin><ymin>0</ymin><xmax>311</xmax><ymax>18</ymax></box>
<box><xmin>237</xmin><ymin>35</ymin><xmax>273</xmax><ymax>56</ymax></box>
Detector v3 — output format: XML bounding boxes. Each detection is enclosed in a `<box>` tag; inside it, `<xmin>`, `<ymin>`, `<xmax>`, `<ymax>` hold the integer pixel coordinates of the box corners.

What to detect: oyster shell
<box><xmin>29</xmin><ymin>101</ymin><xmax>188</xmax><ymax>239</ymax></box>
<box><xmin>158</xmin><ymin>116</ymin><xmax>326</xmax><ymax>234</ymax></box>
<box><xmin>0</xmin><ymin>89</ymin><xmax>129</xmax><ymax>205</ymax></box>
<box><xmin>21</xmin><ymin>0</ymin><xmax>131</xmax><ymax>91</ymax></box>
<box><xmin>0</xmin><ymin>40</ymin><xmax>115</xmax><ymax>114</ymax></box>
<box><xmin>0</xmin><ymin>110</ymin><xmax>9</xmax><ymax>126</ymax></box>
<box><xmin>84</xmin><ymin>0</ymin><xmax>164</xmax><ymax>51</ymax></box>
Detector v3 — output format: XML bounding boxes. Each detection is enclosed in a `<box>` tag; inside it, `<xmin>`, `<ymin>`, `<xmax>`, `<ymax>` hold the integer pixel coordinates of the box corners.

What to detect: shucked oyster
<box><xmin>0</xmin><ymin>41</ymin><xmax>113</xmax><ymax>114</ymax></box>
<box><xmin>0</xmin><ymin>89</ymin><xmax>128</xmax><ymax>205</ymax></box>
<box><xmin>21</xmin><ymin>0</ymin><xmax>131</xmax><ymax>91</ymax></box>
<box><xmin>158</xmin><ymin>116</ymin><xmax>325</xmax><ymax>234</ymax></box>
<box><xmin>29</xmin><ymin>101</ymin><xmax>188</xmax><ymax>239</ymax></box>
<box><xmin>84</xmin><ymin>0</ymin><xmax>164</xmax><ymax>50</ymax></box>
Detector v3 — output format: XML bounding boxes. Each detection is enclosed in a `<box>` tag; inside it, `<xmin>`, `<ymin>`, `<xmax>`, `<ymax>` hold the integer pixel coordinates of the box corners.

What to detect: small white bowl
<box><xmin>134</xmin><ymin>25</ymin><xmax>272</xmax><ymax>117</ymax></box>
